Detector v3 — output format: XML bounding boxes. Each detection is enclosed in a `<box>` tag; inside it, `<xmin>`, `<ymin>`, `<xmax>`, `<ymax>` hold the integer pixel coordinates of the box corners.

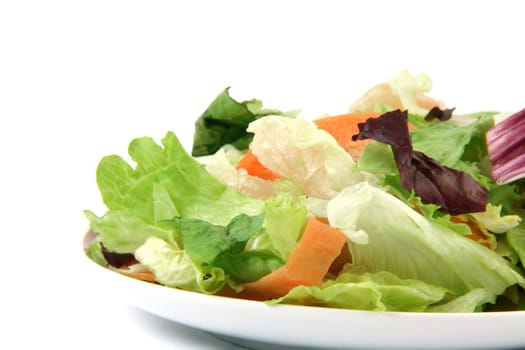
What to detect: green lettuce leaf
<box><xmin>356</xmin><ymin>143</ymin><xmax>472</xmax><ymax>236</ymax></box>
<box><xmin>248</xmin><ymin>192</ymin><xmax>308</xmax><ymax>261</ymax></box>
<box><xmin>507</xmin><ymin>226</ymin><xmax>525</xmax><ymax>267</ymax></box>
<box><xmin>174</xmin><ymin>213</ymin><xmax>284</xmax><ymax>283</ymax></box>
<box><xmin>212</xmin><ymin>249</ymin><xmax>283</xmax><ymax>283</ymax></box>
<box><xmin>134</xmin><ymin>237</ymin><xmax>226</xmax><ymax>294</ymax></box>
<box><xmin>409</xmin><ymin>112</ymin><xmax>495</xmax><ymax>168</ymax></box>
<box><xmin>326</xmin><ymin>182</ymin><xmax>525</xmax><ymax>307</ymax></box>
<box><xmin>191</xmin><ymin>87</ymin><xmax>297</xmax><ymax>157</ymax></box>
<box><xmin>270</xmin><ymin>270</ymin><xmax>450</xmax><ymax>312</ymax></box>
<box><xmin>85</xmin><ymin>131</ymin><xmax>264</xmax><ymax>253</ymax></box>
<box><xmin>428</xmin><ymin>288</ymin><xmax>495</xmax><ymax>313</ymax></box>
<box><xmin>175</xmin><ymin>213</ymin><xmax>264</xmax><ymax>261</ymax></box>
<box><xmin>84</xmin><ymin>210</ymin><xmax>175</xmax><ymax>253</ymax></box>
<box><xmin>247</xmin><ymin>115</ymin><xmax>364</xmax><ymax>199</ymax></box>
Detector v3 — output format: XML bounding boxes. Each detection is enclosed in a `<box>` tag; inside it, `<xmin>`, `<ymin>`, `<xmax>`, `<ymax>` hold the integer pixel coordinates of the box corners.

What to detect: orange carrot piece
<box><xmin>314</xmin><ymin>112</ymin><xmax>380</xmax><ymax>159</ymax></box>
<box><xmin>315</xmin><ymin>112</ymin><xmax>417</xmax><ymax>159</ymax></box>
<box><xmin>450</xmin><ymin>216</ymin><xmax>492</xmax><ymax>249</ymax></box>
<box><xmin>239</xmin><ymin>217</ymin><xmax>348</xmax><ymax>300</ymax></box>
<box><xmin>236</xmin><ymin>149</ymin><xmax>281</xmax><ymax>180</ymax></box>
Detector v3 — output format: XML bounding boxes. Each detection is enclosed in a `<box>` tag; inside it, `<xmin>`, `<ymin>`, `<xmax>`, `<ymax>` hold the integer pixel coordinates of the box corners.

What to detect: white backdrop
<box><xmin>1</xmin><ymin>1</ymin><xmax>524</xmax><ymax>349</ymax></box>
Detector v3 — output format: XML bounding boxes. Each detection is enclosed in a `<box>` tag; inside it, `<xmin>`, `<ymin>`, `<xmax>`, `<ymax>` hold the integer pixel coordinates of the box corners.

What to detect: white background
<box><xmin>1</xmin><ymin>1</ymin><xmax>524</xmax><ymax>349</ymax></box>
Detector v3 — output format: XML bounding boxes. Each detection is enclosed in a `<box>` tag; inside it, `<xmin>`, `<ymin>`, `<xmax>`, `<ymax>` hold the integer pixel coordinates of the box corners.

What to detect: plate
<box><xmin>83</xmin><ymin>238</ymin><xmax>525</xmax><ymax>350</ymax></box>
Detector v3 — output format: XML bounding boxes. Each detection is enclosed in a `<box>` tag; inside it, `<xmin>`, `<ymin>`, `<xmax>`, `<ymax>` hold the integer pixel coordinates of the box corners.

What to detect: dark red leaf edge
<box><xmin>424</xmin><ymin>106</ymin><xmax>456</xmax><ymax>122</ymax></box>
<box><xmin>352</xmin><ymin>110</ymin><xmax>488</xmax><ymax>215</ymax></box>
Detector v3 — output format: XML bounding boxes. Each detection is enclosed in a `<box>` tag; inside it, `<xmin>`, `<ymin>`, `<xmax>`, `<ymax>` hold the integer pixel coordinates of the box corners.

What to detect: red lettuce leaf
<box><xmin>424</xmin><ymin>106</ymin><xmax>456</xmax><ymax>122</ymax></box>
<box><xmin>486</xmin><ymin>108</ymin><xmax>525</xmax><ymax>184</ymax></box>
<box><xmin>352</xmin><ymin>110</ymin><xmax>488</xmax><ymax>215</ymax></box>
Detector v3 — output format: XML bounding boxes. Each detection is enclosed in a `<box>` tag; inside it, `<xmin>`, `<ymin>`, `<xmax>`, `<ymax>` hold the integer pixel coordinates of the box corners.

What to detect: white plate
<box><xmin>84</xmin><ymin>245</ymin><xmax>525</xmax><ymax>350</ymax></box>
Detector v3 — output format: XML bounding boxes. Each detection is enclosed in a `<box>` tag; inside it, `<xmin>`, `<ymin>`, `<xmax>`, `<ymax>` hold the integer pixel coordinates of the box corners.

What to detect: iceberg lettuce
<box><xmin>271</xmin><ymin>270</ymin><xmax>450</xmax><ymax>312</ymax></box>
<box><xmin>135</xmin><ymin>236</ymin><xmax>226</xmax><ymax>294</ymax></box>
<box><xmin>326</xmin><ymin>182</ymin><xmax>525</xmax><ymax>306</ymax></box>
<box><xmin>247</xmin><ymin>115</ymin><xmax>363</xmax><ymax>199</ymax></box>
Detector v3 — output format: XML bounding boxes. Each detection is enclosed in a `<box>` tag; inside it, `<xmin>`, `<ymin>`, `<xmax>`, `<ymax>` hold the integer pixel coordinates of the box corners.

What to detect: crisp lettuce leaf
<box><xmin>428</xmin><ymin>288</ymin><xmax>495</xmax><ymax>313</ymax></box>
<box><xmin>388</xmin><ymin>70</ymin><xmax>434</xmax><ymax>116</ymax></box>
<box><xmin>349</xmin><ymin>70</ymin><xmax>441</xmax><ymax>116</ymax></box>
<box><xmin>326</xmin><ymin>183</ymin><xmax>525</xmax><ymax>305</ymax></box>
<box><xmin>507</xmin><ymin>226</ymin><xmax>525</xmax><ymax>267</ymax></box>
<box><xmin>85</xmin><ymin>236</ymin><xmax>107</xmax><ymax>267</ymax></box>
<box><xmin>202</xmin><ymin>147</ymin><xmax>281</xmax><ymax>200</ymax></box>
<box><xmin>248</xmin><ymin>192</ymin><xmax>308</xmax><ymax>261</ymax></box>
<box><xmin>470</xmin><ymin>204</ymin><xmax>521</xmax><ymax>234</ymax></box>
<box><xmin>191</xmin><ymin>88</ymin><xmax>298</xmax><ymax>157</ymax></box>
<box><xmin>85</xmin><ymin>210</ymin><xmax>175</xmax><ymax>253</ymax></box>
<box><xmin>135</xmin><ymin>237</ymin><xmax>225</xmax><ymax>294</ymax></box>
<box><xmin>410</xmin><ymin>112</ymin><xmax>495</xmax><ymax>167</ymax></box>
<box><xmin>356</xmin><ymin>142</ymin><xmax>473</xmax><ymax>236</ymax></box>
<box><xmin>270</xmin><ymin>270</ymin><xmax>450</xmax><ymax>312</ymax></box>
<box><xmin>247</xmin><ymin>115</ymin><xmax>363</xmax><ymax>199</ymax></box>
<box><xmin>85</xmin><ymin>132</ymin><xmax>264</xmax><ymax>253</ymax></box>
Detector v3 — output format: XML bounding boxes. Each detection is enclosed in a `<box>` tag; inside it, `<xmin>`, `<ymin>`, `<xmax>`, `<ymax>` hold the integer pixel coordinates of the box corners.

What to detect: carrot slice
<box><xmin>314</xmin><ymin>112</ymin><xmax>380</xmax><ymax>159</ymax></box>
<box><xmin>236</xmin><ymin>149</ymin><xmax>281</xmax><ymax>180</ymax></box>
<box><xmin>239</xmin><ymin>217</ymin><xmax>348</xmax><ymax>300</ymax></box>
<box><xmin>315</xmin><ymin>112</ymin><xmax>417</xmax><ymax>159</ymax></box>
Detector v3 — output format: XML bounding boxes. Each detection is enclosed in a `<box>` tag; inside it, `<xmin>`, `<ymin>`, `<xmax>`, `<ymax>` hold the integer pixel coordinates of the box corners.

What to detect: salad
<box><xmin>85</xmin><ymin>71</ymin><xmax>525</xmax><ymax>313</ymax></box>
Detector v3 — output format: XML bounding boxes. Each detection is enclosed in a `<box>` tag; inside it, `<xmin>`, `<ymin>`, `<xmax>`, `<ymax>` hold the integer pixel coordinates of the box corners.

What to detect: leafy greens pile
<box><xmin>85</xmin><ymin>72</ymin><xmax>525</xmax><ymax>312</ymax></box>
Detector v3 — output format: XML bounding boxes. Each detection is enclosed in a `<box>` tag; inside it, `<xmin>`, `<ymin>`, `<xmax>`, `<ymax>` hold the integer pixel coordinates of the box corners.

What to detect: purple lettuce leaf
<box><xmin>486</xmin><ymin>108</ymin><xmax>525</xmax><ymax>184</ymax></box>
<box><xmin>424</xmin><ymin>106</ymin><xmax>456</xmax><ymax>122</ymax></box>
<box><xmin>352</xmin><ymin>110</ymin><xmax>488</xmax><ymax>215</ymax></box>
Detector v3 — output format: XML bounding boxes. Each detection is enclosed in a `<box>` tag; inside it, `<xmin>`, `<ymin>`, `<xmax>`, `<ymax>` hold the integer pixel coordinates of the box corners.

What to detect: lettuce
<box><xmin>270</xmin><ymin>270</ymin><xmax>451</xmax><ymax>312</ymax></box>
<box><xmin>191</xmin><ymin>87</ymin><xmax>297</xmax><ymax>157</ymax></box>
<box><xmin>203</xmin><ymin>147</ymin><xmax>282</xmax><ymax>200</ymax></box>
<box><xmin>172</xmin><ymin>213</ymin><xmax>283</xmax><ymax>283</ymax></box>
<box><xmin>507</xmin><ymin>226</ymin><xmax>525</xmax><ymax>267</ymax></box>
<box><xmin>248</xmin><ymin>192</ymin><xmax>308</xmax><ymax>261</ymax></box>
<box><xmin>353</xmin><ymin>110</ymin><xmax>488</xmax><ymax>215</ymax></box>
<box><xmin>247</xmin><ymin>115</ymin><xmax>364</xmax><ymax>199</ymax></box>
<box><xmin>135</xmin><ymin>237</ymin><xmax>226</xmax><ymax>294</ymax></box>
<box><xmin>410</xmin><ymin>111</ymin><xmax>495</xmax><ymax>168</ymax></box>
<box><xmin>85</xmin><ymin>132</ymin><xmax>264</xmax><ymax>253</ymax></box>
<box><xmin>388</xmin><ymin>70</ymin><xmax>434</xmax><ymax>116</ymax></box>
<box><xmin>326</xmin><ymin>183</ymin><xmax>525</xmax><ymax>307</ymax></box>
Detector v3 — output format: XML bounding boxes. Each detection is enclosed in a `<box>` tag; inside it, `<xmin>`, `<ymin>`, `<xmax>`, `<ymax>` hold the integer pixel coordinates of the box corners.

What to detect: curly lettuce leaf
<box><xmin>85</xmin><ymin>131</ymin><xmax>264</xmax><ymax>253</ymax></box>
<box><xmin>270</xmin><ymin>270</ymin><xmax>451</xmax><ymax>312</ymax></box>
<box><xmin>248</xmin><ymin>192</ymin><xmax>308</xmax><ymax>261</ymax></box>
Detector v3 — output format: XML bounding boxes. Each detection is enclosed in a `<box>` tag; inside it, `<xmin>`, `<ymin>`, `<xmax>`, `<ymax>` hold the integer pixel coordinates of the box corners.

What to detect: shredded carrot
<box><xmin>238</xmin><ymin>217</ymin><xmax>348</xmax><ymax>300</ymax></box>
<box><xmin>120</xmin><ymin>269</ymin><xmax>156</xmax><ymax>283</ymax></box>
<box><xmin>450</xmin><ymin>216</ymin><xmax>492</xmax><ymax>249</ymax></box>
<box><xmin>236</xmin><ymin>149</ymin><xmax>281</xmax><ymax>180</ymax></box>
